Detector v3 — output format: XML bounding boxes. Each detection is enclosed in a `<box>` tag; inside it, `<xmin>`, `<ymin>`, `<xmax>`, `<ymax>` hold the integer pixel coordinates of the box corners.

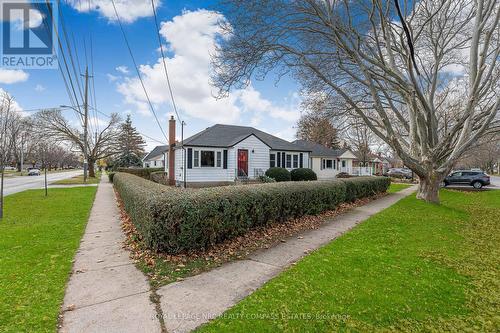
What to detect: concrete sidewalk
<box><xmin>158</xmin><ymin>186</ymin><xmax>417</xmax><ymax>333</ymax></box>
<box><xmin>60</xmin><ymin>177</ymin><xmax>161</xmax><ymax>333</ymax></box>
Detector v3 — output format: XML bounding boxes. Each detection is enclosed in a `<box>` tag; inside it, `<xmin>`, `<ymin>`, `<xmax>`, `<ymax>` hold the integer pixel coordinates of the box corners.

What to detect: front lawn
<box><xmin>387</xmin><ymin>182</ymin><xmax>413</xmax><ymax>193</ymax></box>
<box><xmin>0</xmin><ymin>187</ymin><xmax>97</xmax><ymax>332</ymax></box>
<box><xmin>51</xmin><ymin>172</ymin><xmax>101</xmax><ymax>185</ymax></box>
<box><xmin>197</xmin><ymin>189</ymin><xmax>500</xmax><ymax>332</ymax></box>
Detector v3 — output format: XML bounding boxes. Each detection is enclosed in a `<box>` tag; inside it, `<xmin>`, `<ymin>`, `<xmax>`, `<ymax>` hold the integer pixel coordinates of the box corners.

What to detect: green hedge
<box><xmin>340</xmin><ymin>177</ymin><xmax>390</xmax><ymax>202</ymax></box>
<box><xmin>116</xmin><ymin>167</ymin><xmax>163</xmax><ymax>180</ymax></box>
<box><xmin>291</xmin><ymin>168</ymin><xmax>317</xmax><ymax>181</ymax></box>
<box><xmin>108</xmin><ymin>172</ymin><xmax>115</xmax><ymax>183</ymax></box>
<box><xmin>265</xmin><ymin>167</ymin><xmax>291</xmax><ymax>182</ymax></box>
<box><xmin>114</xmin><ymin>173</ymin><xmax>390</xmax><ymax>254</ymax></box>
<box><xmin>150</xmin><ymin>171</ymin><xmax>169</xmax><ymax>185</ymax></box>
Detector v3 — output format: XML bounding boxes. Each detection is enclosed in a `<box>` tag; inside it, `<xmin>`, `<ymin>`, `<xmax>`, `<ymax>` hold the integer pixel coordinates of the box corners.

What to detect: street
<box><xmin>2</xmin><ymin>170</ymin><xmax>83</xmax><ymax>196</ymax></box>
<box><xmin>490</xmin><ymin>175</ymin><xmax>500</xmax><ymax>188</ymax></box>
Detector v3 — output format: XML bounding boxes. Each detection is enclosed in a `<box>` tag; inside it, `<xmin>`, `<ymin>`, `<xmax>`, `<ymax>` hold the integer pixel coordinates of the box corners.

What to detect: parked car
<box><xmin>28</xmin><ymin>168</ymin><xmax>41</xmax><ymax>176</ymax></box>
<box><xmin>387</xmin><ymin>168</ymin><xmax>413</xmax><ymax>179</ymax></box>
<box><xmin>3</xmin><ymin>166</ymin><xmax>16</xmax><ymax>171</ymax></box>
<box><xmin>444</xmin><ymin>170</ymin><xmax>490</xmax><ymax>189</ymax></box>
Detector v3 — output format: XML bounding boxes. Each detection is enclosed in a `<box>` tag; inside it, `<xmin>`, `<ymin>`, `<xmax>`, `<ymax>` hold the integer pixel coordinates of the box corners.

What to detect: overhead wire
<box><xmin>110</xmin><ymin>0</ymin><xmax>169</xmax><ymax>142</ymax></box>
<box><xmin>150</xmin><ymin>0</ymin><xmax>182</xmax><ymax>124</ymax></box>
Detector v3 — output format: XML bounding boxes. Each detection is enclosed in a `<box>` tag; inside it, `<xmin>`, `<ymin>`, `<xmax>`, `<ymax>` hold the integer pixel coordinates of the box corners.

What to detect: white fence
<box><xmin>351</xmin><ymin>167</ymin><xmax>373</xmax><ymax>176</ymax></box>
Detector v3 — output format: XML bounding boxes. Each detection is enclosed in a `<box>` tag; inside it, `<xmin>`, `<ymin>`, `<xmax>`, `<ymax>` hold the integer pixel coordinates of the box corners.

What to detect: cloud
<box><xmin>116</xmin><ymin>66</ymin><xmax>129</xmax><ymax>74</ymax></box>
<box><xmin>107</xmin><ymin>74</ymin><xmax>119</xmax><ymax>82</ymax></box>
<box><xmin>0</xmin><ymin>69</ymin><xmax>29</xmax><ymax>84</ymax></box>
<box><xmin>67</xmin><ymin>0</ymin><xmax>160</xmax><ymax>23</ymax></box>
<box><xmin>35</xmin><ymin>84</ymin><xmax>46</xmax><ymax>92</ymax></box>
<box><xmin>0</xmin><ymin>2</ymin><xmax>43</xmax><ymax>29</ymax></box>
<box><xmin>116</xmin><ymin>9</ymin><xmax>300</xmax><ymax>125</ymax></box>
<box><xmin>0</xmin><ymin>88</ymin><xmax>24</xmax><ymax>115</ymax></box>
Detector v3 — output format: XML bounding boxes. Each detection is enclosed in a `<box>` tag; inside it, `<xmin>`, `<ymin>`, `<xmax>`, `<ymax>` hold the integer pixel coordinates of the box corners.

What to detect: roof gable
<box><xmin>143</xmin><ymin>145</ymin><xmax>168</xmax><ymax>161</ymax></box>
<box><xmin>292</xmin><ymin>140</ymin><xmax>348</xmax><ymax>157</ymax></box>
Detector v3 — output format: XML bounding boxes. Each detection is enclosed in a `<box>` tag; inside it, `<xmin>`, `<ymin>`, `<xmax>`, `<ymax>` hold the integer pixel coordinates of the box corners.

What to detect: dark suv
<box><xmin>444</xmin><ymin>170</ymin><xmax>491</xmax><ymax>189</ymax></box>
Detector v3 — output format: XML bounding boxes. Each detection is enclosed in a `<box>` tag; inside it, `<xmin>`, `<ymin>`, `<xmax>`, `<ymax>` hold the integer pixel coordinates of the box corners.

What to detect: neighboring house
<box><xmin>166</xmin><ymin>122</ymin><xmax>311</xmax><ymax>187</ymax></box>
<box><xmin>142</xmin><ymin>145</ymin><xmax>168</xmax><ymax>168</ymax></box>
<box><xmin>293</xmin><ymin>140</ymin><xmax>357</xmax><ymax>179</ymax></box>
<box><xmin>352</xmin><ymin>153</ymin><xmax>391</xmax><ymax>175</ymax></box>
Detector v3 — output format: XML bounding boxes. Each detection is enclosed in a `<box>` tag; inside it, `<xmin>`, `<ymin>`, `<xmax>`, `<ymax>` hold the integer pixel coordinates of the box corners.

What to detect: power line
<box><xmin>41</xmin><ymin>0</ymin><xmax>83</xmax><ymax>123</ymax></box>
<box><xmin>150</xmin><ymin>0</ymin><xmax>182</xmax><ymax>124</ymax></box>
<box><xmin>110</xmin><ymin>0</ymin><xmax>169</xmax><ymax>142</ymax></box>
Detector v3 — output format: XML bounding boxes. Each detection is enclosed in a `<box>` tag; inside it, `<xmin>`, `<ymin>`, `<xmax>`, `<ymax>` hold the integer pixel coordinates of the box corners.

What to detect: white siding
<box><xmin>231</xmin><ymin>135</ymin><xmax>270</xmax><ymax>179</ymax></box>
<box><xmin>174</xmin><ymin>136</ymin><xmax>311</xmax><ymax>184</ymax></box>
<box><xmin>174</xmin><ymin>148</ymin><xmax>184</xmax><ymax>183</ymax></box>
<box><xmin>143</xmin><ymin>155</ymin><xmax>165</xmax><ymax>168</ymax></box>
<box><xmin>310</xmin><ymin>156</ymin><xmax>356</xmax><ymax>180</ymax></box>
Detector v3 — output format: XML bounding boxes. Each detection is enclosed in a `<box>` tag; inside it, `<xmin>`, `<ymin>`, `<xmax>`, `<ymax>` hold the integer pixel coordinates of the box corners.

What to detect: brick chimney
<box><xmin>168</xmin><ymin>116</ymin><xmax>176</xmax><ymax>185</ymax></box>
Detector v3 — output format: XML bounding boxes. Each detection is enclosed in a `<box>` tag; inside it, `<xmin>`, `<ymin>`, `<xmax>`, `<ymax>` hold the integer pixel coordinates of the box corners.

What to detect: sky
<box><xmin>0</xmin><ymin>0</ymin><xmax>304</xmax><ymax>151</ymax></box>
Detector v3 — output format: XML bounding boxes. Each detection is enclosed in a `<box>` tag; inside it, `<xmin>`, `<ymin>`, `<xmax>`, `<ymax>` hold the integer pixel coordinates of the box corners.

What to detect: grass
<box><xmin>51</xmin><ymin>172</ymin><xmax>101</xmax><ymax>185</ymax></box>
<box><xmin>387</xmin><ymin>183</ymin><xmax>413</xmax><ymax>193</ymax></box>
<box><xmin>0</xmin><ymin>187</ymin><xmax>97</xmax><ymax>332</ymax></box>
<box><xmin>197</xmin><ymin>189</ymin><xmax>500</xmax><ymax>332</ymax></box>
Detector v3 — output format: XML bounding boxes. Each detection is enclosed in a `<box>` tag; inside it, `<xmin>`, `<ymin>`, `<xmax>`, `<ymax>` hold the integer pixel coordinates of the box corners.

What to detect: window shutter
<box><xmin>223</xmin><ymin>150</ymin><xmax>228</xmax><ymax>169</ymax></box>
<box><xmin>299</xmin><ymin>153</ymin><xmax>303</xmax><ymax>168</ymax></box>
<box><xmin>282</xmin><ymin>152</ymin><xmax>286</xmax><ymax>168</ymax></box>
<box><xmin>277</xmin><ymin>152</ymin><xmax>281</xmax><ymax>167</ymax></box>
<box><xmin>187</xmin><ymin>148</ymin><xmax>193</xmax><ymax>169</ymax></box>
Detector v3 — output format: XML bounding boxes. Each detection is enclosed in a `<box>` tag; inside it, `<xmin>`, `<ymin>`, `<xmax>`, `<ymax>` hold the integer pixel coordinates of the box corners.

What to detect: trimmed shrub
<box><xmin>336</xmin><ymin>172</ymin><xmax>351</xmax><ymax>178</ymax></box>
<box><xmin>259</xmin><ymin>175</ymin><xmax>276</xmax><ymax>183</ymax></box>
<box><xmin>340</xmin><ymin>177</ymin><xmax>391</xmax><ymax>202</ymax></box>
<box><xmin>150</xmin><ymin>171</ymin><xmax>169</xmax><ymax>185</ymax></box>
<box><xmin>265</xmin><ymin>167</ymin><xmax>291</xmax><ymax>182</ymax></box>
<box><xmin>291</xmin><ymin>168</ymin><xmax>317</xmax><ymax>181</ymax></box>
<box><xmin>116</xmin><ymin>167</ymin><xmax>163</xmax><ymax>180</ymax></box>
<box><xmin>108</xmin><ymin>172</ymin><xmax>115</xmax><ymax>183</ymax></box>
<box><xmin>113</xmin><ymin>173</ymin><xmax>390</xmax><ymax>254</ymax></box>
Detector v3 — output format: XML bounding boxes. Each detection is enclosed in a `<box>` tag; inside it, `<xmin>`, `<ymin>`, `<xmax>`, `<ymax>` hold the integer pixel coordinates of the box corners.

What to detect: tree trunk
<box><xmin>416</xmin><ymin>174</ymin><xmax>442</xmax><ymax>204</ymax></box>
<box><xmin>0</xmin><ymin>168</ymin><xmax>4</xmax><ymax>219</ymax></box>
<box><xmin>88</xmin><ymin>160</ymin><xmax>95</xmax><ymax>178</ymax></box>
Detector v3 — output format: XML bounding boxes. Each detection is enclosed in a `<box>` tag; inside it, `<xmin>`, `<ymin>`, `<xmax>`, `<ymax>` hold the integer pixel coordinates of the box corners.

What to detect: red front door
<box><xmin>238</xmin><ymin>149</ymin><xmax>248</xmax><ymax>177</ymax></box>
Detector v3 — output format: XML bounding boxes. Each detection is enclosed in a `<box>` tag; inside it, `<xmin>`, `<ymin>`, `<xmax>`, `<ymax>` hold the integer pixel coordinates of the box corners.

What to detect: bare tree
<box><xmin>457</xmin><ymin>133</ymin><xmax>500</xmax><ymax>173</ymax></box>
<box><xmin>36</xmin><ymin>110</ymin><xmax>121</xmax><ymax>177</ymax></box>
<box><xmin>213</xmin><ymin>0</ymin><xmax>500</xmax><ymax>203</ymax></box>
<box><xmin>0</xmin><ymin>92</ymin><xmax>19</xmax><ymax>218</ymax></box>
<box><xmin>296</xmin><ymin>110</ymin><xmax>341</xmax><ymax>148</ymax></box>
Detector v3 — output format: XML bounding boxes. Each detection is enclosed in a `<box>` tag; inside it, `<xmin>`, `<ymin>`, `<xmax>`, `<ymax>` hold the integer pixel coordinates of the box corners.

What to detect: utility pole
<box><xmin>82</xmin><ymin>66</ymin><xmax>89</xmax><ymax>184</ymax></box>
<box><xmin>20</xmin><ymin>132</ymin><xmax>24</xmax><ymax>176</ymax></box>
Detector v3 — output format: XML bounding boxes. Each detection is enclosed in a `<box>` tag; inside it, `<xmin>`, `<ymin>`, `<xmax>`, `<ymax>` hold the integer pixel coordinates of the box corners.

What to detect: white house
<box><xmin>142</xmin><ymin>145</ymin><xmax>168</xmax><ymax>168</ymax></box>
<box><xmin>165</xmin><ymin>122</ymin><xmax>311</xmax><ymax>187</ymax></box>
<box><xmin>293</xmin><ymin>140</ymin><xmax>357</xmax><ymax>179</ymax></box>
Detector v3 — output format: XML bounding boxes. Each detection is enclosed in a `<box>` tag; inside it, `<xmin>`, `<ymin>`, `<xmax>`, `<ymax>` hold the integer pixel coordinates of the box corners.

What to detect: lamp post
<box><xmin>60</xmin><ymin>101</ymin><xmax>88</xmax><ymax>183</ymax></box>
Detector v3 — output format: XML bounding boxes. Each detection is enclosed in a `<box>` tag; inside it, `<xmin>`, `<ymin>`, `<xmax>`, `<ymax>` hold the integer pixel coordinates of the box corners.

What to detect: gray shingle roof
<box><xmin>180</xmin><ymin>124</ymin><xmax>310</xmax><ymax>152</ymax></box>
<box><xmin>292</xmin><ymin>140</ymin><xmax>347</xmax><ymax>157</ymax></box>
<box><xmin>143</xmin><ymin>145</ymin><xmax>168</xmax><ymax>161</ymax></box>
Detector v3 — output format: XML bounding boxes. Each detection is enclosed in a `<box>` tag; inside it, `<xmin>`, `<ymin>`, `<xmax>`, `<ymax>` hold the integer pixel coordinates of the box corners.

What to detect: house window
<box><xmin>333</xmin><ymin>160</ymin><xmax>336</xmax><ymax>169</ymax></box>
<box><xmin>342</xmin><ymin>160</ymin><xmax>346</xmax><ymax>168</ymax></box>
<box><xmin>286</xmin><ymin>154</ymin><xmax>292</xmax><ymax>168</ymax></box>
<box><xmin>154</xmin><ymin>160</ymin><xmax>157</xmax><ymax>167</ymax></box>
<box><xmin>201</xmin><ymin>151</ymin><xmax>215</xmax><ymax>167</ymax></box>
<box><xmin>293</xmin><ymin>155</ymin><xmax>298</xmax><ymax>168</ymax></box>
<box><xmin>326</xmin><ymin>159</ymin><xmax>333</xmax><ymax>169</ymax></box>
<box><xmin>216</xmin><ymin>151</ymin><xmax>222</xmax><ymax>167</ymax></box>
<box><xmin>193</xmin><ymin>151</ymin><xmax>200</xmax><ymax>167</ymax></box>
<box><xmin>270</xmin><ymin>154</ymin><xmax>276</xmax><ymax>168</ymax></box>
